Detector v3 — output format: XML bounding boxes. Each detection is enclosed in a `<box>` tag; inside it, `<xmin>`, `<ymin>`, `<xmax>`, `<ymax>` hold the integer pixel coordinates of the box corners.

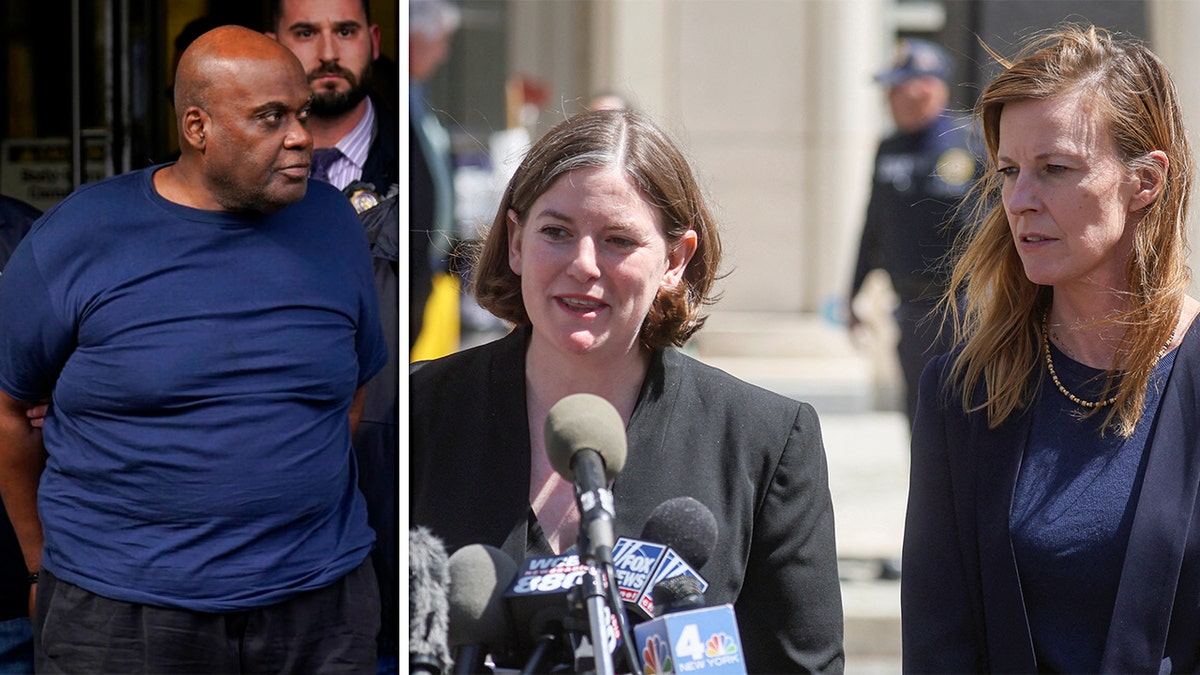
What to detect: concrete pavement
<box><xmin>823</xmin><ymin>411</ymin><xmax>907</xmax><ymax>674</ymax></box>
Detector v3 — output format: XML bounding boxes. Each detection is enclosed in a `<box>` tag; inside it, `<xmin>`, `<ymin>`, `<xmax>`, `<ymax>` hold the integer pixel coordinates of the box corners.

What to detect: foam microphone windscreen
<box><xmin>544</xmin><ymin>393</ymin><xmax>628</xmax><ymax>482</ymax></box>
<box><xmin>651</xmin><ymin>574</ymin><xmax>706</xmax><ymax>616</ymax></box>
<box><xmin>641</xmin><ymin>496</ymin><xmax>719</xmax><ymax>570</ymax></box>
<box><xmin>447</xmin><ymin>544</ymin><xmax>519</xmax><ymax>651</ymax></box>
<box><xmin>409</xmin><ymin>527</ymin><xmax>451</xmax><ymax>673</ymax></box>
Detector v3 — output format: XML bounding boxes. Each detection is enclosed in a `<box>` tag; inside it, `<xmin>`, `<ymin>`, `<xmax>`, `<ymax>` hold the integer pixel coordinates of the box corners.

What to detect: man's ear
<box><xmin>182</xmin><ymin>107</ymin><xmax>208</xmax><ymax>151</ymax></box>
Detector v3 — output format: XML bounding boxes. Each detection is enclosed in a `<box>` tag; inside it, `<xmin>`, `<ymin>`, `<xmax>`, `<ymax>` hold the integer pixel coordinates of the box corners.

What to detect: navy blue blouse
<box><xmin>1011</xmin><ymin>342</ymin><xmax>1176</xmax><ymax>673</ymax></box>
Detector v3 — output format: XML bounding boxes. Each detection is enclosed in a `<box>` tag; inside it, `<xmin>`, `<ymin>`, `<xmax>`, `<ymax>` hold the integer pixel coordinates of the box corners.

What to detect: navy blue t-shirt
<box><xmin>0</xmin><ymin>166</ymin><xmax>388</xmax><ymax>611</ymax></box>
<box><xmin>1011</xmin><ymin>343</ymin><xmax>1175</xmax><ymax>672</ymax></box>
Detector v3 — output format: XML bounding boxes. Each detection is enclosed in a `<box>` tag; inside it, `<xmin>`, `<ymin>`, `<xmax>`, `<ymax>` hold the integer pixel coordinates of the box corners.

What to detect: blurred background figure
<box><xmin>848</xmin><ymin>38</ymin><xmax>980</xmax><ymax>430</ymax></box>
<box><xmin>0</xmin><ymin>193</ymin><xmax>40</xmax><ymax>675</ymax></box>
<box><xmin>586</xmin><ymin>89</ymin><xmax>631</xmax><ymax>112</ymax></box>
<box><xmin>408</xmin><ymin>0</ymin><xmax>461</xmax><ymax>356</ymax></box>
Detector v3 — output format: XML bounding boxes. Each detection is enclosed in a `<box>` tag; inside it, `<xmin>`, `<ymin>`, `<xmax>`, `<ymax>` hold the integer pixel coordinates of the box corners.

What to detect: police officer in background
<box><xmin>849</xmin><ymin>38</ymin><xmax>979</xmax><ymax>429</ymax></box>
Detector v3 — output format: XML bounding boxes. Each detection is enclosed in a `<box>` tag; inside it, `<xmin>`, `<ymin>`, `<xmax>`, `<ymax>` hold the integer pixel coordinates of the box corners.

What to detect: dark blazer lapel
<box><xmin>974</xmin><ymin>405</ymin><xmax>1038</xmax><ymax>672</ymax></box>
<box><xmin>1101</xmin><ymin>319</ymin><xmax>1200</xmax><ymax>672</ymax></box>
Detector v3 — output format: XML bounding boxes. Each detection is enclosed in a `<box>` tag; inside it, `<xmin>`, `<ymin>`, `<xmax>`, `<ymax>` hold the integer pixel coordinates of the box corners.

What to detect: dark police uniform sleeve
<box><xmin>850</xmin><ymin>115</ymin><xmax>978</xmax><ymax>303</ymax></box>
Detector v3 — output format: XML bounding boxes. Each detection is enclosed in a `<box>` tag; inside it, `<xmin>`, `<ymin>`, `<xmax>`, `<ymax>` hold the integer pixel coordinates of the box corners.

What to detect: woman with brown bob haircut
<box><xmin>903</xmin><ymin>24</ymin><xmax>1200</xmax><ymax>672</ymax></box>
<box><xmin>411</xmin><ymin>109</ymin><xmax>845</xmax><ymax>673</ymax></box>
<box><xmin>472</xmin><ymin>108</ymin><xmax>721</xmax><ymax>350</ymax></box>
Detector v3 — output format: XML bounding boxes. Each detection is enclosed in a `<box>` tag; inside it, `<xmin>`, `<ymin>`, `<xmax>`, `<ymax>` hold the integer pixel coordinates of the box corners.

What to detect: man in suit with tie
<box><xmin>267</xmin><ymin>0</ymin><xmax>397</xmax><ymax>197</ymax></box>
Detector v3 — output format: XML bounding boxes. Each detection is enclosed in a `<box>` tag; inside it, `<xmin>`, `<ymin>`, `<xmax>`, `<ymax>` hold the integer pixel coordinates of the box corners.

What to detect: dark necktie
<box><xmin>310</xmin><ymin>147</ymin><xmax>343</xmax><ymax>183</ymax></box>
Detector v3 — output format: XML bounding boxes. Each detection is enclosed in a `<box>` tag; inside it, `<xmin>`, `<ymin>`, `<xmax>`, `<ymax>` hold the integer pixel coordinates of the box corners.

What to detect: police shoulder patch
<box><xmin>935</xmin><ymin>147</ymin><xmax>975</xmax><ymax>187</ymax></box>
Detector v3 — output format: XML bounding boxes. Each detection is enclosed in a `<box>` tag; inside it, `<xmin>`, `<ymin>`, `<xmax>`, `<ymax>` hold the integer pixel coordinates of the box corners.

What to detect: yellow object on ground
<box><xmin>410</xmin><ymin>272</ymin><xmax>460</xmax><ymax>362</ymax></box>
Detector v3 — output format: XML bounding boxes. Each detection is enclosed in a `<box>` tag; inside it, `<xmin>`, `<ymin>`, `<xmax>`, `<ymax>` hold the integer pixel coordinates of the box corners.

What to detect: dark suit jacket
<box><xmin>410</xmin><ymin>326</ymin><xmax>845</xmax><ymax>673</ymax></box>
<box><xmin>0</xmin><ymin>195</ymin><xmax>39</xmax><ymax>622</ymax></box>
<box><xmin>903</xmin><ymin>318</ymin><xmax>1200</xmax><ymax>673</ymax></box>
<box><xmin>361</xmin><ymin>98</ymin><xmax>398</xmax><ymax>194</ymax></box>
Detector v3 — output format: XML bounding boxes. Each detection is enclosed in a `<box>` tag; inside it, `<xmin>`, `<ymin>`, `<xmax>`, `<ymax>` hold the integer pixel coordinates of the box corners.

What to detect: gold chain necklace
<box><xmin>1040</xmin><ymin>311</ymin><xmax>1174</xmax><ymax>409</ymax></box>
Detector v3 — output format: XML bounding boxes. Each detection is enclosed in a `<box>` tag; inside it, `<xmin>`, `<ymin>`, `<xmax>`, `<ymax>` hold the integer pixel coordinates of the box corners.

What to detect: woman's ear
<box><xmin>506</xmin><ymin>209</ymin><xmax>523</xmax><ymax>276</ymax></box>
<box><xmin>662</xmin><ymin>229</ymin><xmax>698</xmax><ymax>288</ymax></box>
<box><xmin>1130</xmin><ymin>150</ymin><xmax>1169</xmax><ymax>212</ymax></box>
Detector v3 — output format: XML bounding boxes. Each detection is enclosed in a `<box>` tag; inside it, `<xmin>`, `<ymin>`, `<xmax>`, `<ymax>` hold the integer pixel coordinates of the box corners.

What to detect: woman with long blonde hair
<box><xmin>903</xmin><ymin>24</ymin><xmax>1200</xmax><ymax>672</ymax></box>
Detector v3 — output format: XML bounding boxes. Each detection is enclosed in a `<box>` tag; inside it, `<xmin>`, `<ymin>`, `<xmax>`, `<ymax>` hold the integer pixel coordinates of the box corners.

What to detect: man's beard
<box><xmin>308</xmin><ymin>62</ymin><xmax>374</xmax><ymax>117</ymax></box>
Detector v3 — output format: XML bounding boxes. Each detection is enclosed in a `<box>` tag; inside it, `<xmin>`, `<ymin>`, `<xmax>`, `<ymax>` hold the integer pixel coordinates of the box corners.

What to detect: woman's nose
<box><xmin>568</xmin><ymin>238</ymin><xmax>600</xmax><ymax>281</ymax></box>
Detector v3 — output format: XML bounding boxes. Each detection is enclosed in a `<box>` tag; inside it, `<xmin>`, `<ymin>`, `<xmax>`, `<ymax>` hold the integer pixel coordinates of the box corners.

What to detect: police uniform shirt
<box><xmin>851</xmin><ymin>114</ymin><xmax>978</xmax><ymax>303</ymax></box>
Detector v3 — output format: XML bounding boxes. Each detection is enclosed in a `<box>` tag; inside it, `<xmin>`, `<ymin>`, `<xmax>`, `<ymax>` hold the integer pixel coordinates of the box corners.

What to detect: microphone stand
<box><xmin>518</xmin><ymin>634</ymin><xmax>558</xmax><ymax>675</ymax></box>
<box><xmin>574</xmin><ymin>543</ymin><xmax>640</xmax><ymax>674</ymax></box>
<box><xmin>577</xmin><ymin>562</ymin><xmax>615</xmax><ymax>675</ymax></box>
<box><xmin>568</xmin><ymin>449</ymin><xmax>639</xmax><ymax>673</ymax></box>
<box><xmin>603</xmin><ymin>559</ymin><xmax>642</xmax><ymax>674</ymax></box>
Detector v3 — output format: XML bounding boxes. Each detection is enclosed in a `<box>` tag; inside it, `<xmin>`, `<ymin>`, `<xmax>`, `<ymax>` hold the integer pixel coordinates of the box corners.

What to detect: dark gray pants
<box><xmin>896</xmin><ymin>298</ymin><xmax>950</xmax><ymax>428</ymax></box>
<box><xmin>33</xmin><ymin>559</ymin><xmax>379</xmax><ymax>674</ymax></box>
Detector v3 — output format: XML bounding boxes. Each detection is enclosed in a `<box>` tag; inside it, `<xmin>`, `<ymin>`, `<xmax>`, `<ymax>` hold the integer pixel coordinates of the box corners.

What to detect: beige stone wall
<box><xmin>505</xmin><ymin>0</ymin><xmax>1200</xmax><ymax>310</ymax></box>
<box><xmin>509</xmin><ymin>0</ymin><xmax>892</xmax><ymax>314</ymax></box>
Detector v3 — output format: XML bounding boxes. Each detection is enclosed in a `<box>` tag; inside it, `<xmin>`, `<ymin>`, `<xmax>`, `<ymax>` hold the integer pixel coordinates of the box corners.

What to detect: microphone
<box><xmin>651</xmin><ymin>574</ymin><xmax>705</xmax><ymax>617</ymax></box>
<box><xmin>613</xmin><ymin>497</ymin><xmax>717</xmax><ymax>620</ymax></box>
<box><xmin>503</xmin><ymin>550</ymin><xmax>613</xmax><ymax>673</ymax></box>
<box><xmin>611</xmin><ymin>536</ymin><xmax>708</xmax><ymax>621</ymax></box>
<box><xmin>543</xmin><ymin>393</ymin><xmax>627</xmax><ymax>565</ymax></box>
<box><xmin>631</xmin><ymin>495</ymin><xmax>745</xmax><ymax>674</ymax></box>
<box><xmin>447</xmin><ymin>544</ymin><xmax>519</xmax><ymax>674</ymax></box>
<box><xmin>634</xmin><ymin>603</ymin><xmax>748</xmax><ymax>675</ymax></box>
<box><xmin>543</xmin><ymin>393</ymin><xmax>637</xmax><ymax>674</ymax></box>
<box><xmin>641</xmin><ymin>496</ymin><xmax>719</xmax><ymax>570</ymax></box>
<box><xmin>409</xmin><ymin>527</ymin><xmax>451</xmax><ymax>674</ymax></box>
<box><xmin>503</xmin><ymin>551</ymin><xmax>587</xmax><ymax>657</ymax></box>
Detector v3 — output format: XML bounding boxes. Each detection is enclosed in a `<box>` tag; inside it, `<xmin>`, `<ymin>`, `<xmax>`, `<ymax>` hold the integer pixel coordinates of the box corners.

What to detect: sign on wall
<box><xmin>1</xmin><ymin>138</ymin><xmax>107</xmax><ymax>211</ymax></box>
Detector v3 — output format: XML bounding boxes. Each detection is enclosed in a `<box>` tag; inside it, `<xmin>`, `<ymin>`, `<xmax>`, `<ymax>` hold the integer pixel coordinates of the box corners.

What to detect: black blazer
<box><xmin>410</xmin><ymin>327</ymin><xmax>845</xmax><ymax>673</ymax></box>
<box><xmin>903</xmin><ymin>318</ymin><xmax>1200</xmax><ymax>673</ymax></box>
<box><xmin>362</xmin><ymin>98</ymin><xmax>398</xmax><ymax>194</ymax></box>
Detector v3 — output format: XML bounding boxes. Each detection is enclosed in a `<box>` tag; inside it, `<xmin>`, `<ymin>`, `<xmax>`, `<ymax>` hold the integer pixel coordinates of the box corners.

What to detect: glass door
<box><xmin>1</xmin><ymin>0</ymin><xmax>168</xmax><ymax>211</ymax></box>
